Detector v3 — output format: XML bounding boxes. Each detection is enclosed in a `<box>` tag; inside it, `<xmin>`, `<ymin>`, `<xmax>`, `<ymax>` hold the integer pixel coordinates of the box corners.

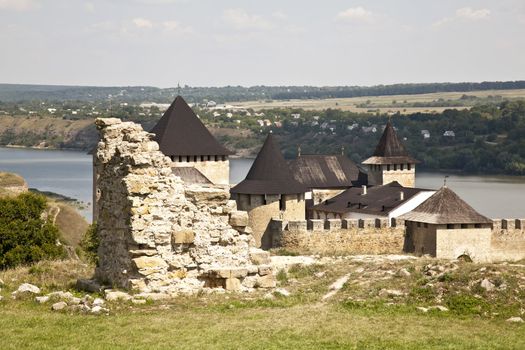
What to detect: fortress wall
<box><xmin>270</xmin><ymin>218</ymin><xmax>404</xmax><ymax>255</ymax></box>
<box><xmin>490</xmin><ymin>219</ymin><xmax>525</xmax><ymax>262</ymax></box>
<box><xmin>93</xmin><ymin>118</ymin><xmax>274</xmax><ymax>296</ymax></box>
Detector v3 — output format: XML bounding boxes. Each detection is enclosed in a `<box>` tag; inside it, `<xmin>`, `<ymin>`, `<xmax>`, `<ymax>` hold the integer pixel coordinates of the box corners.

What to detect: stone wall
<box><xmin>270</xmin><ymin>218</ymin><xmax>405</xmax><ymax>255</ymax></box>
<box><xmin>93</xmin><ymin>118</ymin><xmax>274</xmax><ymax>297</ymax></box>
<box><xmin>236</xmin><ymin>193</ymin><xmax>305</xmax><ymax>250</ymax></box>
<box><xmin>490</xmin><ymin>219</ymin><xmax>525</xmax><ymax>262</ymax></box>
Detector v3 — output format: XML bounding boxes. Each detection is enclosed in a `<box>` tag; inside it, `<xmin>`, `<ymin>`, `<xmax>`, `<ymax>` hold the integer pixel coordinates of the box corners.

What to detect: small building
<box><xmin>362</xmin><ymin>120</ymin><xmax>419</xmax><ymax>188</ymax></box>
<box><xmin>443</xmin><ymin>130</ymin><xmax>455</xmax><ymax>137</ymax></box>
<box><xmin>311</xmin><ymin>181</ymin><xmax>435</xmax><ymax>225</ymax></box>
<box><xmin>400</xmin><ymin>186</ymin><xmax>493</xmax><ymax>261</ymax></box>
<box><xmin>231</xmin><ymin>134</ymin><xmax>307</xmax><ymax>249</ymax></box>
<box><xmin>421</xmin><ymin>130</ymin><xmax>430</xmax><ymax>139</ymax></box>
<box><xmin>288</xmin><ymin>154</ymin><xmax>368</xmax><ymax>218</ymax></box>
<box><xmin>151</xmin><ymin>96</ymin><xmax>233</xmax><ymax>185</ymax></box>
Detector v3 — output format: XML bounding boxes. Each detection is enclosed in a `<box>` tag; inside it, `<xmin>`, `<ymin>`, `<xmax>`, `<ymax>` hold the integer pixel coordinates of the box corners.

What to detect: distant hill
<box><xmin>1</xmin><ymin>81</ymin><xmax>525</xmax><ymax>103</ymax></box>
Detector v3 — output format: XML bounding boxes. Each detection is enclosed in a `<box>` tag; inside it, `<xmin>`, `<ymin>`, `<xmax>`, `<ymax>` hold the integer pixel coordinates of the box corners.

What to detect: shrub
<box><xmin>0</xmin><ymin>192</ymin><xmax>65</xmax><ymax>269</ymax></box>
<box><xmin>80</xmin><ymin>223</ymin><xmax>99</xmax><ymax>265</ymax></box>
<box><xmin>446</xmin><ymin>294</ymin><xmax>486</xmax><ymax>315</ymax></box>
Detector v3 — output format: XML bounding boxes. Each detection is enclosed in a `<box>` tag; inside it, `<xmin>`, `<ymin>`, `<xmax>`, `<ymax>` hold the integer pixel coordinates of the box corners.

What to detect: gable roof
<box><xmin>312</xmin><ymin>181</ymin><xmax>431</xmax><ymax>216</ymax></box>
<box><xmin>399</xmin><ymin>186</ymin><xmax>492</xmax><ymax>224</ymax></box>
<box><xmin>288</xmin><ymin>155</ymin><xmax>367</xmax><ymax>189</ymax></box>
<box><xmin>363</xmin><ymin>121</ymin><xmax>419</xmax><ymax>165</ymax></box>
<box><xmin>231</xmin><ymin>134</ymin><xmax>307</xmax><ymax>195</ymax></box>
<box><xmin>150</xmin><ymin>96</ymin><xmax>232</xmax><ymax>156</ymax></box>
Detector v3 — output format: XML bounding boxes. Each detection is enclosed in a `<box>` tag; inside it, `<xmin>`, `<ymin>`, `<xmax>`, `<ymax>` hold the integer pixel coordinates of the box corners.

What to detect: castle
<box><xmin>92</xmin><ymin>95</ymin><xmax>525</xmax><ymax>294</ymax></box>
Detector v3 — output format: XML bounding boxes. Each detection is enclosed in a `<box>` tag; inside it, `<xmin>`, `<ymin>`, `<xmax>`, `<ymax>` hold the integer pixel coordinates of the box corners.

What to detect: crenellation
<box><xmin>308</xmin><ymin>219</ymin><xmax>324</xmax><ymax>231</ymax></box>
<box><xmin>325</xmin><ymin>219</ymin><xmax>342</xmax><ymax>230</ymax></box>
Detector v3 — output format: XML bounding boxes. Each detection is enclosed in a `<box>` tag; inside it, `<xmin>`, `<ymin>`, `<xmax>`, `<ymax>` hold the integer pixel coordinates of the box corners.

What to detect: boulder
<box><xmin>480</xmin><ymin>278</ymin><xmax>495</xmax><ymax>292</ymax></box>
<box><xmin>16</xmin><ymin>283</ymin><xmax>40</xmax><ymax>295</ymax></box>
<box><xmin>91</xmin><ymin>305</ymin><xmax>110</xmax><ymax>314</ymax></box>
<box><xmin>93</xmin><ymin>298</ymin><xmax>105</xmax><ymax>306</ymax></box>
<box><xmin>506</xmin><ymin>317</ymin><xmax>524</xmax><ymax>323</ymax></box>
<box><xmin>51</xmin><ymin>301</ymin><xmax>68</xmax><ymax>311</ymax></box>
<box><xmin>274</xmin><ymin>288</ymin><xmax>291</xmax><ymax>297</ymax></box>
<box><xmin>105</xmin><ymin>290</ymin><xmax>132</xmax><ymax>302</ymax></box>
<box><xmin>256</xmin><ymin>274</ymin><xmax>276</xmax><ymax>288</ymax></box>
<box><xmin>35</xmin><ymin>296</ymin><xmax>50</xmax><ymax>304</ymax></box>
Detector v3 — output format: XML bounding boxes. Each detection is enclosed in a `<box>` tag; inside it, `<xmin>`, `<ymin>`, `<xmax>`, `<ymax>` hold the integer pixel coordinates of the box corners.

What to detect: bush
<box><xmin>80</xmin><ymin>223</ymin><xmax>99</xmax><ymax>265</ymax></box>
<box><xmin>0</xmin><ymin>192</ymin><xmax>65</xmax><ymax>269</ymax></box>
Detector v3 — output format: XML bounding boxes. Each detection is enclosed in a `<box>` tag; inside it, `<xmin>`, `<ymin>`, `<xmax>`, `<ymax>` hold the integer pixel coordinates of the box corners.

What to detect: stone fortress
<box><xmin>93</xmin><ymin>95</ymin><xmax>525</xmax><ymax>295</ymax></box>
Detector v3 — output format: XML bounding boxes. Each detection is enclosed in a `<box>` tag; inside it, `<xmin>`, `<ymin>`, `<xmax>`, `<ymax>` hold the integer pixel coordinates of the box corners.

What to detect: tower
<box><xmin>231</xmin><ymin>134</ymin><xmax>307</xmax><ymax>249</ymax></box>
<box><xmin>362</xmin><ymin>120</ymin><xmax>419</xmax><ymax>188</ymax></box>
<box><xmin>151</xmin><ymin>96</ymin><xmax>232</xmax><ymax>185</ymax></box>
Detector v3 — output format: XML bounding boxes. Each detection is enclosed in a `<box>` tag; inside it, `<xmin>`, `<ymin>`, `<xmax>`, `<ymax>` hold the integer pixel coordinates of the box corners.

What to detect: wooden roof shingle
<box><xmin>231</xmin><ymin>134</ymin><xmax>307</xmax><ymax>195</ymax></box>
<box><xmin>399</xmin><ymin>186</ymin><xmax>492</xmax><ymax>224</ymax></box>
<box><xmin>151</xmin><ymin>96</ymin><xmax>232</xmax><ymax>156</ymax></box>
<box><xmin>363</xmin><ymin>121</ymin><xmax>419</xmax><ymax>165</ymax></box>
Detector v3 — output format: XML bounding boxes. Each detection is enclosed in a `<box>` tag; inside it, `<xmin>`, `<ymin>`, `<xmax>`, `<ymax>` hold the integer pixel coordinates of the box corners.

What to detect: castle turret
<box><xmin>151</xmin><ymin>96</ymin><xmax>232</xmax><ymax>185</ymax></box>
<box><xmin>231</xmin><ymin>134</ymin><xmax>307</xmax><ymax>249</ymax></box>
<box><xmin>362</xmin><ymin>120</ymin><xmax>419</xmax><ymax>188</ymax></box>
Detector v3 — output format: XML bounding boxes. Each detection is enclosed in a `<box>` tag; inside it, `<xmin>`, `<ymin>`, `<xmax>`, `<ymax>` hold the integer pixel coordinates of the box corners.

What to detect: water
<box><xmin>1</xmin><ymin>147</ymin><xmax>524</xmax><ymax>221</ymax></box>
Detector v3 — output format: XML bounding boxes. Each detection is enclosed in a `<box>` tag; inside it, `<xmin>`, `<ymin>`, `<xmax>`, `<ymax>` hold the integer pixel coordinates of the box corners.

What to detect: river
<box><xmin>1</xmin><ymin>147</ymin><xmax>524</xmax><ymax>221</ymax></box>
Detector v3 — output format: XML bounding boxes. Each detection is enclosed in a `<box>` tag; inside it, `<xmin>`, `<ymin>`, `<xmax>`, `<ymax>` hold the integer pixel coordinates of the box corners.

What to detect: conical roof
<box><xmin>151</xmin><ymin>96</ymin><xmax>232</xmax><ymax>156</ymax></box>
<box><xmin>231</xmin><ymin>134</ymin><xmax>307</xmax><ymax>195</ymax></box>
<box><xmin>363</xmin><ymin>120</ymin><xmax>419</xmax><ymax>165</ymax></box>
<box><xmin>399</xmin><ymin>186</ymin><xmax>492</xmax><ymax>224</ymax></box>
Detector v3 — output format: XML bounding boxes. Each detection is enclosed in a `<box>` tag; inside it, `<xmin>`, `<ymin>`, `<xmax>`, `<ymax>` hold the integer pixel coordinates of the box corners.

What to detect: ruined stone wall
<box><xmin>270</xmin><ymin>218</ymin><xmax>405</xmax><ymax>255</ymax></box>
<box><xmin>93</xmin><ymin>118</ymin><xmax>274</xmax><ymax>296</ymax></box>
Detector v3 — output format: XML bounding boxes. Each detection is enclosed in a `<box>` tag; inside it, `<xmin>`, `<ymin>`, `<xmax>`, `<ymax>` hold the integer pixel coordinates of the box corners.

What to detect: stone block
<box><xmin>249</xmin><ymin>248</ymin><xmax>271</xmax><ymax>265</ymax></box>
<box><xmin>258</xmin><ymin>265</ymin><xmax>272</xmax><ymax>276</ymax></box>
<box><xmin>325</xmin><ymin>219</ymin><xmax>342</xmax><ymax>230</ymax></box>
<box><xmin>225</xmin><ymin>278</ymin><xmax>241</xmax><ymax>291</ymax></box>
<box><xmin>288</xmin><ymin>221</ymin><xmax>307</xmax><ymax>232</ymax></box>
<box><xmin>172</xmin><ymin>230</ymin><xmax>195</xmax><ymax>244</ymax></box>
<box><xmin>229</xmin><ymin>211</ymin><xmax>249</xmax><ymax>227</ymax></box>
<box><xmin>308</xmin><ymin>219</ymin><xmax>324</xmax><ymax>231</ymax></box>
<box><xmin>133</xmin><ymin>256</ymin><xmax>168</xmax><ymax>271</ymax></box>
<box><xmin>256</xmin><ymin>274</ymin><xmax>276</xmax><ymax>288</ymax></box>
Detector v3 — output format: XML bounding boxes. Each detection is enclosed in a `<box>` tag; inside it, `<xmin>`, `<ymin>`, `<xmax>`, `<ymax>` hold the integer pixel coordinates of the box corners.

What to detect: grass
<box><xmin>1</xmin><ymin>257</ymin><xmax>524</xmax><ymax>349</ymax></box>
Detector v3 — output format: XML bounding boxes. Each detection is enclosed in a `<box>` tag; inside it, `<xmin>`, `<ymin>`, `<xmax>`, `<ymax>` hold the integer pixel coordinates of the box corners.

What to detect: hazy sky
<box><xmin>1</xmin><ymin>0</ymin><xmax>524</xmax><ymax>87</ymax></box>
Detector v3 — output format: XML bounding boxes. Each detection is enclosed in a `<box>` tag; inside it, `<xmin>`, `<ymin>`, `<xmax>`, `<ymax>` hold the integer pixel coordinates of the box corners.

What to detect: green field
<box><xmin>1</xmin><ymin>257</ymin><xmax>524</xmax><ymax>349</ymax></box>
<box><xmin>230</xmin><ymin>88</ymin><xmax>525</xmax><ymax>114</ymax></box>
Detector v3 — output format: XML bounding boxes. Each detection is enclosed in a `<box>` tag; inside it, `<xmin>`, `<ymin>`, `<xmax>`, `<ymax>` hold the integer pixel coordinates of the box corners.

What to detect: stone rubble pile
<box><xmin>92</xmin><ymin>118</ymin><xmax>275</xmax><ymax>296</ymax></box>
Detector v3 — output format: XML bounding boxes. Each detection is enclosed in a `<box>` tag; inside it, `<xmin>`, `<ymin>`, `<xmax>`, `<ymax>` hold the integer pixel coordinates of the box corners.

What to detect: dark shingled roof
<box><xmin>151</xmin><ymin>96</ymin><xmax>232</xmax><ymax>156</ymax></box>
<box><xmin>231</xmin><ymin>134</ymin><xmax>307</xmax><ymax>195</ymax></box>
<box><xmin>171</xmin><ymin>167</ymin><xmax>212</xmax><ymax>184</ymax></box>
<box><xmin>362</xmin><ymin>121</ymin><xmax>419</xmax><ymax>165</ymax></box>
<box><xmin>312</xmin><ymin>181</ymin><xmax>431</xmax><ymax>216</ymax></box>
<box><xmin>399</xmin><ymin>186</ymin><xmax>492</xmax><ymax>224</ymax></box>
<box><xmin>288</xmin><ymin>155</ymin><xmax>367</xmax><ymax>189</ymax></box>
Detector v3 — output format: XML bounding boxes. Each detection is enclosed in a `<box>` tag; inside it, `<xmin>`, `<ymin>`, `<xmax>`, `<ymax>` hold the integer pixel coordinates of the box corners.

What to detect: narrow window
<box><xmin>417</xmin><ymin>222</ymin><xmax>421</xmax><ymax>228</ymax></box>
<box><xmin>401</xmin><ymin>164</ymin><xmax>404</xmax><ymax>170</ymax></box>
<box><xmin>201</xmin><ymin>156</ymin><xmax>205</xmax><ymax>161</ymax></box>
<box><xmin>194</xmin><ymin>156</ymin><xmax>198</xmax><ymax>162</ymax></box>
<box><xmin>447</xmin><ymin>224</ymin><xmax>454</xmax><ymax>229</ymax></box>
<box><xmin>408</xmin><ymin>163</ymin><xmax>412</xmax><ymax>170</ymax></box>
<box><xmin>461</xmin><ymin>224</ymin><xmax>468</xmax><ymax>229</ymax></box>
<box><xmin>279</xmin><ymin>196</ymin><xmax>286</xmax><ymax>211</ymax></box>
<box><xmin>186</xmin><ymin>156</ymin><xmax>191</xmax><ymax>162</ymax></box>
<box><xmin>475</xmin><ymin>223</ymin><xmax>481</xmax><ymax>228</ymax></box>
<box><xmin>394</xmin><ymin>164</ymin><xmax>397</xmax><ymax>171</ymax></box>
<box><xmin>387</xmin><ymin>164</ymin><xmax>391</xmax><ymax>171</ymax></box>
<box><xmin>208</xmin><ymin>155</ymin><xmax>211</xmax><ymax>161</ymax></box>
<box><xmin>178</xmin><ymin>156</ymin><xmax>183</xmax><ymax>162</ymax></box>
<box><xmin>424</xmin><ymin>223</ymin><xmax>428</xmax><ymax>228</ymax></box>
<box><xmin>215</xmin><ymin>155</ymin><xmax>218</xmax><ymax>161</ymax></box>
<box><xmin>222</xmin><ymin>155</ymin><xmax>226</xmax><ymax>161</ymax></box>
<box><xmin>170</xmin><ymin>156</ymin><xmax>174</xmax><ymax>162</ymax></box>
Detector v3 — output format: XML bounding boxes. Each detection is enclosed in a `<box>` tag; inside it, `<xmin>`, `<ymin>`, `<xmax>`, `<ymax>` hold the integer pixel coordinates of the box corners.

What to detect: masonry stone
<box><xmin>92</xmin><ymin>118</ymin><xmax>273</xmax><ymax>296</ymax></box>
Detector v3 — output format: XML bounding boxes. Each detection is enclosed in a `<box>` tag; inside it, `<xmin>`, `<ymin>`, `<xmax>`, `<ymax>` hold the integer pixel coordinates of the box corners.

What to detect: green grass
<box><xmin>1</xmin><ymin>258</ymin><xmax>525</xmax><ymax>349</ymax></box>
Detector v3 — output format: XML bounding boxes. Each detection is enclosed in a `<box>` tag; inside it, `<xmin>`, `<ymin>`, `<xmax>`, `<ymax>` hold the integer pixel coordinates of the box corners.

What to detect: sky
<box><xmin>0</xmin><ymin>0</ymin><xmax>524</xmax><ymax>87</ymax></box>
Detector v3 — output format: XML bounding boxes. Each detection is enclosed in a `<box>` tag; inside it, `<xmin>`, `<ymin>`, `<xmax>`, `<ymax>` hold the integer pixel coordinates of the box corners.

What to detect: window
<box><xmin>201</xmin><ymin>156</ymin><xmax>205</xmax><ymax>161</ymax></box>
<box><xmin>186</xmin><ymin>156</ymin><xmax>191</xmax><ymax>162</ymax></box>
<box><xmin>394</xmin><ymin>164</ymin><xmax>397</xmax><ymax>171</ymax></box>
<box><xmin>424</xmin><ymin>223</ymin><xmax>428</xmax><ymax>228</ymax></box>
<box><xmin>475</xmin><ymin>223</ymin><xmax>481</xmax><ymax>228</ymax></box>
<box><xmin>387</xmin><ymin>164</ymin><xmax>391</xmax><ymax>171</ymax></box>
<box><xmin>447</xmin><ymin>224</ymin><xmax>454</xmax><ymax>229</ymax></box>
<box><xmin>461</xmin><ymin>224</ymin><xmax>468</xmax><ymax>229</ymax></box>
<box><xmin>408</xmin><ymin>163</ymin><xmax>412</xmax><ymax>170</ymax></box>
<box><xmin>279</xmin><ymin>196</ymin><xmax>286</xmax><ymax>211</ymax></box>
<box><xmin>179</xmin><ymin>156</ymin><xmax>183</xmax><ymax>162</ymax></box>
<box><xmin>401</xmin><ymin>164</ymin><xmax>404</xmax><ymax>170</ymax></box>
<box><xmin>417</xmin><ymin>222</ymin><xmax>421</xmax><ymax>228</ymax></box>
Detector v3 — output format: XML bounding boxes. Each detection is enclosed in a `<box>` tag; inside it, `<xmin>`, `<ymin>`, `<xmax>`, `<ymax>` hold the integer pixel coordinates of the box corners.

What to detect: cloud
<box><xmin>434</xmin><ymin>7</ymin><xmax>491</xmax><ymax>27</ymax></box>
<box><xmin>0</xmin><ymin>0</ymin><xmax>38</xmax><ymax>11</ymax></box>
<box><xmin>336</xmin><ymin>7</ymin><xmax>374</xmax><ymax>22</ymax></box>
<box><xmin>222</xmin><ymin>8</ymin><xmax>273</xmax><ymax>30</ymax></box>
<box><xmin>272</xmin><ymin>11</ymin><xmax>287</xmax><ymax>20</ymax></box>
<box><xmin>132</xmin><ymin>18</ymin><xmax>154</xmax><ymax>29</ymax></box>
<box><xmin>162</xmin><ymin>20</ymin><xmax>193</xmax><ymax>34</ymax></box>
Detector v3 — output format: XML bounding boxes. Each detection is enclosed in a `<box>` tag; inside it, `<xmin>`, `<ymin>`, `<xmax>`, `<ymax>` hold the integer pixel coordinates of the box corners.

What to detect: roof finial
<box><xmin>297</xmin><ymin>145</ymin><xmax>302</xmax><ymax>157</ymax></box>
<box><xmin>341</xmin><ymin>145</ymin><xmax>345</xmax><ymax>156</ymax></box>
<box><xmin>444</xmin><ymin>175</ymin><xmax>449</xmax><ymax>187</ymax></box>
<box><xmin>177</xmin><ymin>82</ymin><xmax>181</xmax><ymax>96</ymax></box>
